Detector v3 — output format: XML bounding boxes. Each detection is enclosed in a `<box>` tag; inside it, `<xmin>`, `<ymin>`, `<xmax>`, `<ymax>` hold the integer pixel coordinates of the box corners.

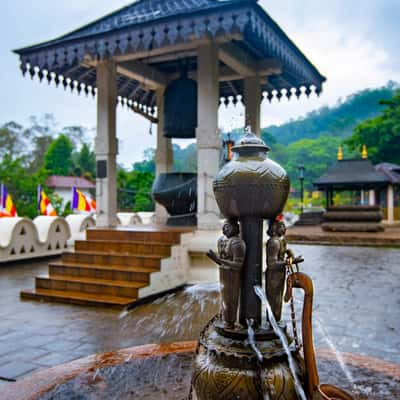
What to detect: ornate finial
<box><xmin>337</xmin><ymin>145</ymin><xmax>343</xmax><ymax>161</ymax></box>
<box><xmin>362</xmin><ymin>144</ymin><xmax>368</xmax><ymax>159</ymax></box>
<box><xmin>245</xmin><ymin>125</ymin><xmax>252</xmax><ymax>134</ymax></box>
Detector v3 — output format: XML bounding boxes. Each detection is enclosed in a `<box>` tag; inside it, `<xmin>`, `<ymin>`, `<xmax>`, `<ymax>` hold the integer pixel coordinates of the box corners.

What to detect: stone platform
<box><xmin>286</xmin><ymin>224</ymin><xmax>400</xmax><ymax>247</ymax></box>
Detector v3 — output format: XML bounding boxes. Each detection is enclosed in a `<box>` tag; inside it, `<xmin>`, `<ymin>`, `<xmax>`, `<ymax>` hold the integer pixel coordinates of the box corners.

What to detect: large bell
<box><xmin>163</xmin><ymin>69</ymin><xmax>197</xmax><ymax>139</ymax></box>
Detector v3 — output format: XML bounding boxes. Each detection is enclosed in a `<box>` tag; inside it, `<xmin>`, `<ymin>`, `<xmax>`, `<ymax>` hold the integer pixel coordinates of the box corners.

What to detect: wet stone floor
<box><xmin>0</xmin><ymin>244</ymin><xmax>399</xmax><ymax>389</ymax></box>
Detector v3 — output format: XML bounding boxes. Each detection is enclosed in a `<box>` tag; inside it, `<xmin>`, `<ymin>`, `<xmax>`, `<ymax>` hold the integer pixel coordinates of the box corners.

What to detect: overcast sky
<box><xmin>0</xmin><ymin>0</ymin><xmax>399</xmax><ymax>166</ymax></box>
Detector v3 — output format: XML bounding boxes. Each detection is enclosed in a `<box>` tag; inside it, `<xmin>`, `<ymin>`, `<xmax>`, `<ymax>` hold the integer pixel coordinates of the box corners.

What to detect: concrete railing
<box><xmin>117</xmin><ymin>212</ymin><xmax>143</xmax><ymax>226</ymax></box>
<box><xmin>0</xmin><ymin>211</ymin><xmax>154</xmax><ymax>263</ymax></box>
<box><xmin>0</xmin><ymin>217</ymin><xmax>71</xmax><ymax>263</ymax></box>
<box><xmin>65</xmin><ymin>214</ymin><xmax>96</xmax><ymax>246</ymax></box>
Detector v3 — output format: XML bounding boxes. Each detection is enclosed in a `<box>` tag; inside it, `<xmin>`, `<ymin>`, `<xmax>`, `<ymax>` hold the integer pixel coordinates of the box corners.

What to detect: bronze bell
<box><xmin>163</xmin><ymin>68</ymin><xmax>197</xmax><ymax>139</ymax></box>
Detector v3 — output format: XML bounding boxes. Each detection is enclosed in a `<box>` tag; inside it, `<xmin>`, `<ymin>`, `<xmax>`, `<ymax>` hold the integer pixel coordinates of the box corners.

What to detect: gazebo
<box><xmin>375</xmin><ymin>163</ymin><xmax>400</xmax><ymax>223</ymax></box>
<box><xmin>15</xmin><ymin>0</ymin><xmax>325</xmax><ymax>230</ymax></box>
<box><xmin>314</xmin><ymin>158</ymin><xmax>388</xmax><ymax>209</ymax></box>
<box><xmin>314</xmin><ymin>152</ymin><xmax>400</xmax><ymax>226</ymax></box>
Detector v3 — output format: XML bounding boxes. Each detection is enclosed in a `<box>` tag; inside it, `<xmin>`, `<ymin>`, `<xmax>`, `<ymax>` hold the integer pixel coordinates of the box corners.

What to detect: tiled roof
<box><xmin>314</xmin><ymin>159</ymin><xmax>389</xmax><ymax>189</ymax></box>
<box><xmin>16</xmin><ymin>0</ymin><xmax>245</xmax><ymax>52</ymax></box>
<box><xmin>46</xmin><ymin>176</ymin><xmax>96</xmax><ymax>189</ymax></box>
<box><xmin>375</xmin><ymin>163</ymin><xmax>400</xmax><ymax>185</ymax></box>
<box><xmin>14</xmin><ymin>0</ymin><xmax>325</xmax><ymax>121</ymax></box>
<box><xmin>34</xmin><ymin>0</ymin><xmax>245</xmax><ymax>48</ymax></box>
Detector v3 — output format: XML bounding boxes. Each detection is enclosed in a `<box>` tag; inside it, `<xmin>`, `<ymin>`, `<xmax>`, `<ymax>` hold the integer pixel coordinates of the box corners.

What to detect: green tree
<box><xmin>346</xmin><ymin>90</ymin><xmax>400</xmax><ymax>164</ymax></box>
<box><xmin>0</xmin><ymin>122</ymin><xmax>26</xmax><ymax>159</ymax></box>
<box><xmin>62</xmin><ymin>126</ymin><xmax>90</xmax><ymax>147</ymax></box>
<box><xmin>133</xmin><ymin>148</ymin><xmax>155</xmax><ymax>173</ymax></box>
<box><xmin>0</xmin><ymin>154</ymin><xmax>48</xmax><ymax>218</ymax></box>
<box><xmin>73</xmin><ymin>143</ymin><xmax>96</xmax><ymax>179</ymax></box>
<box><xmin>29</xmin><ymin>135</ymin><xmax>54</xmax><ymax>172</ymax></box>
<box><xmin>44</xmin><ymin>134</ymin><xmax>73</xmax><ymax>176</ymax></box>
<box><xmin>117</xmin><ymin>168</ymin><xmax>154</xmax><ymax>212</ymax></box>
<box><xmin>173</xmin><ymin>143</ymin><xmax>197</xmax><ymax>172</ymax></box>
<box><xmin>266</xmin><ymin>83</ymin><xmax>397</xmax><ymax>145</ymax></box>
<box><xmin>272</xmin><ymin>135</ymin><xmax>346</xmax><ymax>191</ymax></box>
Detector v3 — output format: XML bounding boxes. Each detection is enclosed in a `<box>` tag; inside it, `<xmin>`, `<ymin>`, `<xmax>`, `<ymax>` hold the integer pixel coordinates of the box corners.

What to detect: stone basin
<box><xmin>2</xmin><ymin>342</ymin><xmax>399</xmax><ymax>400</ymax></box>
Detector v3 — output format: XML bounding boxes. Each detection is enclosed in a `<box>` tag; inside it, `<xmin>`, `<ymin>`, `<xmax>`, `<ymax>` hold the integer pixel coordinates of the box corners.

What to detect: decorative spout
<box><xmin>285</xmin><ymin>272</ymin><xmax>354</xmax><ymax>400</ymax></box>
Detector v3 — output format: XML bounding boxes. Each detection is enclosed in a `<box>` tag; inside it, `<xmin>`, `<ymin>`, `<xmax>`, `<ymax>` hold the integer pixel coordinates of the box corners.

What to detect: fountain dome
<box><xmin>213</xmin><ymin>131</ymin><xmax>290</xmax><ymax>219</ymax></box>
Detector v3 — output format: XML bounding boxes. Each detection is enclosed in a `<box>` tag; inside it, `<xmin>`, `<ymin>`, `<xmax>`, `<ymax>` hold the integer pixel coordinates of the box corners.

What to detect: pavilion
<box><xmin>15</xmin><ymin>1</ymin><xmax>326</xmax><ymax>306</ymax></box>
<box><xmin>314</xmin><ymin>150</ymin><xmax>400</xmax><ymax>224</ymax></box>
<box><xmin>15</xmin><ymin>0</ymin><xmax>325</xmax><ymax>230</ymax></box>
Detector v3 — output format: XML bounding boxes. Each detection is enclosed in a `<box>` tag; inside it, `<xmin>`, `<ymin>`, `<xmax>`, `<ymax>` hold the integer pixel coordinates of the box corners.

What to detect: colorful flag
<box><xmin>72</xmin><ymin>187</ymin><xmax>96</xmax><ymax>213</ymax></box>
<box><xmin>0</xmin><ymin>184</ymin><xmax>17</xmax><ymax>217</ymax></box>
<box><xmin>38</xmin><ymin>186</ymin><xmax>57</xmax><ymax>216</ymax></box>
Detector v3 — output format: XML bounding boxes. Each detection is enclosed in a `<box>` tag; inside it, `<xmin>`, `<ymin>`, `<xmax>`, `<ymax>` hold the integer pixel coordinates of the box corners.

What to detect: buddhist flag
<box><xmin>72</xmin><ymin>187</ymin><xmax>96</xmax><ymax>213</ymax></box>
<box><xmin>38</xmin><ymin>186</ymin><xmax>57</xmax><ymax>216</ymax></box>
<box><xmin>0</xmin><ymin>184</ymin><xmax>17</xmax><ymax>217</ymax></box>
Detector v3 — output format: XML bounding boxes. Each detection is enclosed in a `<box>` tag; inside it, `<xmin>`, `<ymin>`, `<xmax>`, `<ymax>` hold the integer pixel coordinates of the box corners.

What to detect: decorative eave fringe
<box><xmin>17</xmin><ymin>5</ymin><xmax>325</xmax><ymax>120</ymax></box>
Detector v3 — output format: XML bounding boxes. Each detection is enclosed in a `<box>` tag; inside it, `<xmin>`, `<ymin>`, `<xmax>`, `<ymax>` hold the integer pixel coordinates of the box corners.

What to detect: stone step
<box><xmin>21</xmin><ymin>227</ymin><xmax>189</xmax><ymax>308</ymax></box>
<box><xmin>20</xmin><ymin>288</ymin><xmax>136</xmax><ymax>308</ymax></box>
<box><xmin>49</xmin><ymin>262</ymin><xmax>156</xmax><ymax>283</ymax></box>
<box><xmin>62</xmin><ymin>251</ymin><xmax>162</xmax><ymax>269</ymax></box>
<box><xmin>36</xmin><ymin>275</ymin><xmax>146</xmax><ymax>298</ymax></box>
<box><xmin>87</xmin><ymin>229</ymin><xmax>183</xmax><ymax>244</ymax></box>
<box><xmin>75</xmin><ymin>240</ymin><xmax>172</xmax><ymax>257</ymax></box>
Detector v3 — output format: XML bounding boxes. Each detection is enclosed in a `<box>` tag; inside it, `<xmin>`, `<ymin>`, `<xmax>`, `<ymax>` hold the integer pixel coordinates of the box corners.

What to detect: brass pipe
<box><xmin>285</xmin><ymin>272</ymin><xmax>354</xmax><ymax>400</ymax></box>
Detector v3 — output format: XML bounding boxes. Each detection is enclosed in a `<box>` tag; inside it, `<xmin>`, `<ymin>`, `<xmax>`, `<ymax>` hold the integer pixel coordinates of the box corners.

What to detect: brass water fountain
<box><xmin>191</xmin><ymin>131</ymin><xmax>353</xmax><ymax>400</ymax></box>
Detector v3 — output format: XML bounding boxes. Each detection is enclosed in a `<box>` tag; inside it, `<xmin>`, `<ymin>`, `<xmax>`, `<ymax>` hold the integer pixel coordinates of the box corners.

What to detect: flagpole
<box><xmin>0</xmin><ymin>183</ymin><xmax>4</xmax><ymax>213</ymax></box>
<box><xmin>71</xmin><ymin>186</ymin><xmax>75</xmax><ymax>214</ymax></box>
<box><xmin>37</xmin><ymin>185</ymin><xmax>41</xmax><ymax>216</ymax></box>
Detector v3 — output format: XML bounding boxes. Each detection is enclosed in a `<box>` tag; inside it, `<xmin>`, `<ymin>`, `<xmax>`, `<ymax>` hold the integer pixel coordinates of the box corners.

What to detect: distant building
<box><xmin>314</xmin><ymin>155</ymin><xmax>400</xmax><ymax>224</ymax></box>
<box><xmin>375</xmin><ymin>163</ymin><xmax>400</xmax><ymax>223</ymax></box>
<box><xmin>46</xmin><ymin>176</ymin><xmax>95</xmax><ymax>209</ymax></box>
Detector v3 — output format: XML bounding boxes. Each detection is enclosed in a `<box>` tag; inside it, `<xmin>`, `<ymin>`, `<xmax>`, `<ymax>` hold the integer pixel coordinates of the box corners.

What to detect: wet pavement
<box><xmin>0</xmin><ymin>244</ymin><xmax>399</xmax><ymax>383</ymax></box>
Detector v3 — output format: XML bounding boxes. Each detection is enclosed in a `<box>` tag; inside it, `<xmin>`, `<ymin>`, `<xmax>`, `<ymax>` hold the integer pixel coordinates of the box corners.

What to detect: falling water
<box><xmin>315</xmin><ymin>316</ymin><xmax>355</xmax><ymax>387</ymax></box>
<box><xmin>254</xmin><ymin>285</ymin><xmax>307</xmax><ymax>400</ymax></box>
<box><xmin>118</xmin><ymin>308</ymin><xmax>130</xmax><ymax>320</ymax></box>
<box><xmin>246</xmin><ymin>319</ymin><xmax>263</xmax><ymax>362</ymax></box>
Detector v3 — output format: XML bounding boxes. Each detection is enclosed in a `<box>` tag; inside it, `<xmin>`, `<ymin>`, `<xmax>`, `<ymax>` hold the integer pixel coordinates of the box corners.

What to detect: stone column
<box><xmin>369</xmin><ymin>189</ymin><xmax>376</xmax><ymax>206</ymax></box>
<box><xmin>197</xmin><ymin>42</ymin><xmax>221</xmax><ymax>230</ymax></box>
<box><xmin>154</xmin><ymin>88</ymin><xmax>173</xmax><ymax>224</ymax></box>
<box><xmin>95</xmin><ymin>59</ymin><xmax>119</xmax><ymax>227</ymax></box>
<box><xmin>244</xmin><ymin>76</ymin><xmax>261</xmax><ymax>136</ymax></box>
<box><xmin>387</xmin><ymin>184</ymin><xmax>395</xmax><ymax>224</ymax></box>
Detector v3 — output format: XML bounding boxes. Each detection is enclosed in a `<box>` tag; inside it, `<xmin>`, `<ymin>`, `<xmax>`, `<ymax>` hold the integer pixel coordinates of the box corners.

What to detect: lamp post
<box><xmin>298</xmin><ymin>165</ymin><xmax>305</xmax><ymax>214</ymax></box>
<box><xmin>223</xmin><ymin>133</ymin><xmax>235</xmax><ymax>163</ymax></box>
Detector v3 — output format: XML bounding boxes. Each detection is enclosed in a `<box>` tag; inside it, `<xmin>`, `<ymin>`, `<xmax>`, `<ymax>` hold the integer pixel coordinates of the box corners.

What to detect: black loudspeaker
<box><xmin>97</xmin><ymin>160</ymin><xmax>107</xmax><ymax>179</ymax></box>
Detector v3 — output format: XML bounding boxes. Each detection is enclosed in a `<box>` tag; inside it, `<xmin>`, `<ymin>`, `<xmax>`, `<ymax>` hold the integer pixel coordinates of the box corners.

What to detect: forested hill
<box><xmin>265</xmin><ymin>83</ymin><xmax>397</xmax><ymax>145</ymax></box>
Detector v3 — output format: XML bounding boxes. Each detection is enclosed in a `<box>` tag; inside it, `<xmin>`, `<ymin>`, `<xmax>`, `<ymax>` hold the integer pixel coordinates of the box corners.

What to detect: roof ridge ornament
<box><xmin>337</xmin><ymin>145</ymin><xmax>343</xmax><ymax>161</ymax></box>
<box><xmin>362</xmin><ymin>144</ymin><xmax>368</xmax><ymax>160</ymax></box>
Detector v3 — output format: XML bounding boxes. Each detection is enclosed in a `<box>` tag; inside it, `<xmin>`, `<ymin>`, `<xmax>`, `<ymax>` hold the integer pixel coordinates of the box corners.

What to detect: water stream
<box><xmin>246</xmin><ymin>319</ymin><xmax>264</xmax><ymax>362</ymax></box>
<box><xmin>254</xmin><ymin>285</ymin><xmax>307</xmax><ymax>400</ymax></box>
<box><xmin>315</xmin><ymin>316</ymin><xmax>356</xmax><ymax>388</ymax></box>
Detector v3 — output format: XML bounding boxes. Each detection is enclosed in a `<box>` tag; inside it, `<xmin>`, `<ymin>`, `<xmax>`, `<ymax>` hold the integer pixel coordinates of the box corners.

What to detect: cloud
<box><xmin>0</xmin><ymin>1</ymin><xmax>399</xmax><ymax>165</ymax></box>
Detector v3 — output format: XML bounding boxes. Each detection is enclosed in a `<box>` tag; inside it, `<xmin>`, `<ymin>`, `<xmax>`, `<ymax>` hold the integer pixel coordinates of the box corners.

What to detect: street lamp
<box><xmin>223</xmin><ymin>133</ymin><xmax>235</xmax><ymax>163</ymax></box>
<box><xmin>298</xmin><ymin>165</ymin><xmax>305</xmax><ymax>214</ymax></box>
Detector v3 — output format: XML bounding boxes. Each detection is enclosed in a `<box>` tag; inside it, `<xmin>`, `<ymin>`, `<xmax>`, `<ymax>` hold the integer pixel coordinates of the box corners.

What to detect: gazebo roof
<box><xmin>376</xmin><ymin>163</ymin><xmax>400</xmax><ymax>185</ymax></box>
<box><xmin>314</xmin><ymin>159</ymin><xmax>389</xmax><ymax>190</ymax></box>
<box><xmin>14</xmin><ymin>0</ymin><xmax>326</xmax><ymax>121</ymax></box>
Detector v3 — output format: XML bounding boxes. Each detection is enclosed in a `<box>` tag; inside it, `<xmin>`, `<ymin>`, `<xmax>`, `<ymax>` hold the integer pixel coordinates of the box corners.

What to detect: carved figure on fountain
<box><xmin>266</xmin><ymin>217</ymin><xmax>302</xmax><ymax>323</ymax></box>
<box><xmin>207</xmin><ymin>219</ymin><xmax>246</xmax><ymax>329</ymax></box>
